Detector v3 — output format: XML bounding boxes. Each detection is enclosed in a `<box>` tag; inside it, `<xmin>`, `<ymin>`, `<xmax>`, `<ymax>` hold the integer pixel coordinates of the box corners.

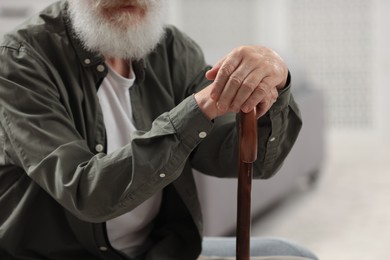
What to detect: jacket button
<box><xmin>84</xmin><ymin>58</ymin><xmax>91</xmax><ymax>64</ymax></box>
<box><xmin>198</xmin><ymin>131</ymin><xmax>207</xmax><ymax>139</ymax></box>
<box><xmin>97</xmin><ymin>64</ymin><xmax>105</xmax><ymax>72</ymax></box>
<box><xmin>99</xmin><ymin>246</ymin><xmax>108</xmax><ymax>252</ymax></box>
<box><xmin>95</xmin><ymin>144</ymin><xmax>104</xmax><ymax>152</ymax></box>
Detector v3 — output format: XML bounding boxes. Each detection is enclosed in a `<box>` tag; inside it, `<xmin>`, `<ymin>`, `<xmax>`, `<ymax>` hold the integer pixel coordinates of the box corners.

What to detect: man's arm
<box><xmin>190</xmin><ymin>46</ymin><xmax>302</xmax><ymax>179</ymax></box>
<box><xmin>0</xmin><ymin>43</ymin><xmax>213</xmax><ymax>223</ymax></box>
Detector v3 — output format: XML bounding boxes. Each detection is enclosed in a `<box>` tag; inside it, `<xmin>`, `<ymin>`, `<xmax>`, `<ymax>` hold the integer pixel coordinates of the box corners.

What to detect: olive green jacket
<box><xmin>0</xmin><ymin>1</ymin><xmax>302</xmax><ymax>259</ymax></box>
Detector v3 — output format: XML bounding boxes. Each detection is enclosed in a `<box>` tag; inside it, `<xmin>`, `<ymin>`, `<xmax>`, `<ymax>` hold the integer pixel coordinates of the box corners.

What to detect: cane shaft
<box><xmin>236</xmin><ymin>109</ymin><xmax>257</xmax><ymax>260</ymax></box>
<box><xmin>236</xmin><ymin>162</ymin><xmax>253</xmax><ymax>260</ymax></box>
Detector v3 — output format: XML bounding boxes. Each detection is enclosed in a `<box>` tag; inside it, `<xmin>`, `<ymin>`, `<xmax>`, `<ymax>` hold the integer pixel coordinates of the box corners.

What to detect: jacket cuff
<box><xmin>168</xmin><ymin>94</ymin><xmax>214</xmax><ymax>149</ymax></box>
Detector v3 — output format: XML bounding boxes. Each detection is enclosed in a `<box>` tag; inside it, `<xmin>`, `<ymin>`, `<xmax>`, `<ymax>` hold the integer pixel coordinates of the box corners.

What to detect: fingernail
<box><xmin>242</xmin><ymin>106</ymin><xmax>250</xmax><ymax>113</ymax></box>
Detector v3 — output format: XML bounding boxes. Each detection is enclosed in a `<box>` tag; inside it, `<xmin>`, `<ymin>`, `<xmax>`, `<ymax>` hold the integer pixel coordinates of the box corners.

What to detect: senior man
<box><xmin>0</xmin><ymin>0</ymin><xmax>317</xmax><ymax>259</ymax></box>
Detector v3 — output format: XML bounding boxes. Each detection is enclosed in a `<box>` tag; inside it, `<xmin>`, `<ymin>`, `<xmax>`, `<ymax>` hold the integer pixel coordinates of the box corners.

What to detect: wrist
<box><xmin>194</xmin><ymin>88</ymin><xmax>218</xmax><ymax>120</ymax></box>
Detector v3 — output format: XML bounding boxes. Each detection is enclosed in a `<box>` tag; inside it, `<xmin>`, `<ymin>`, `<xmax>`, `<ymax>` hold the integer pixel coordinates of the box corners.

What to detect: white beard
<box><xmin>67</xmin><ymin>0</ymin><xmax>166</xmax><ymax>60</ymax></box>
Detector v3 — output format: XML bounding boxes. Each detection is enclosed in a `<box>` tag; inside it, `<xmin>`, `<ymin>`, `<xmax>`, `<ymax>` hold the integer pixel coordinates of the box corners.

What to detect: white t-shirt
<box><xmin>97</xmin><ymin>64</ymin><xmax>162</xmax><ymax>258</ymax></box>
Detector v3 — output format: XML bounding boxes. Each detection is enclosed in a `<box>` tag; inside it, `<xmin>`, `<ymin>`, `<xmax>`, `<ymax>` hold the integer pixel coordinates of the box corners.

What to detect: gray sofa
<box><xmin>194</xmin><ymin>85</ymin><xmax>325</xmax><ymax>236</ymax></box>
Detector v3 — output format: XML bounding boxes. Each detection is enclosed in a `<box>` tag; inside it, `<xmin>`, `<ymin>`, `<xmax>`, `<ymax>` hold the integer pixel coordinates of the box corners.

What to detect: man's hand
<box><xmin>194</xmin><ymin>46</ymin><xmax>288</xmax><ymax>120</ymax></box>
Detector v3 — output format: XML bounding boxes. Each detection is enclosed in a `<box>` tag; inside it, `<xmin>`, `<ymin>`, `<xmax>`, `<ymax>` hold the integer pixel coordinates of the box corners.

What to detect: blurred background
<box><xmin>1</xmin><ymin>0</ymin><xmax>389</xmax><ymax>259</ymax></box>
<box><xmin>165</xmin><ymin>1</ymin><xmax>390</xmax><ymax>259</ymax></box>
<box><xmin>170</xmin><ymin>0</ymin><xmax>390</xmax><ymax>260</ymax></box>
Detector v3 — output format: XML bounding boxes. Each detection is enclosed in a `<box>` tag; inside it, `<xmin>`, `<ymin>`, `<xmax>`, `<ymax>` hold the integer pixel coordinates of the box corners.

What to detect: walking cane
<box><xmin>236</xmin><ymin>108</ymin><xmax>258</xmax><ymax>260</ymax></box>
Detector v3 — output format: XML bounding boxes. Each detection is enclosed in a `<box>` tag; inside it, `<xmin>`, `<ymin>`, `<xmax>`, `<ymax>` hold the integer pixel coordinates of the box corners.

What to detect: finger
<box><xmin>242</xmin><ymin>79</ymin><xmax>279</xmax><ymax>114</ymax></box>
<box><xmin>255</xmin><ymin>99</ymin><xmax>273</xmax><ymax>118</ymax></box>
<box><xmin>241</xmin><ymin>85</ymin><xmax>268</xmax><ymax>113</ymax></box>
<box><xmin>229</xmin><ymin>68</ymin><xmax>266</xmax><ymax>112</ymax></box>
<box><xmin>215</xmin><ymin>62</ymin><xmax>260</xmax><ymax>112</ymax></box>
<box><xmin>209</xmin><ymin>54</ymin><xmax>243</xmax><ymax>103</ymax></box>
<box><xmin>256</xmin><ymin>102</ymin><xmax>267</xmax><ymax>118</ymax></box>
<box><xmin>249</xmin><ymin>84</ymin><xmax>279</xmax><ymax>118</ymax></box>
<box><xmin>205</xmin><ymin>57</ymin><xmax>226</xmax><ymax>81</ymax></box>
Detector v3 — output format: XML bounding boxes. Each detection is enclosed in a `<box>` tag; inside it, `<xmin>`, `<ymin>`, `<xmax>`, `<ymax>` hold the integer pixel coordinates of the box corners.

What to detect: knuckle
<box><xmin>213</xmin><ymin>77</ymin><xmax>225</xmax><ymax>87</ymax></box>
<box><xmin>241</xmin><ymin>81</ymin><xmax>257</xmax><ymax>92</ymax></box>
<box><xmin>235</xmin><ymin>46</ymin><xmax>247</xmax><ymax>55</ymax></box>
<box><xmin>274</xmin><ymin>64</ymin><xmax>285</xmax><ymax>77</ymax></box>
<box><xmin>269</xmin><ymin>66</ymin><xmax>279</xmax><ymax>77</ymax></box>
<box><xmin>252</xmin><ymin>88</ymin><xmax>265</xmax><ymax>100</ymax></box>
<box><xmin>272</xmin><ymin>88</ymin><xmax>279</xmax><ymax>99</ymax></box>
<box><xmin>257</xmin><ymin>83</ymin><xmax>269</xmax><ymax>94</ymax></box>
<box><xmin>219</xmin><ymin>64</ymin><xmax>235</xmax><ymax>77</ymax></box>
<box><xmin>234</xmin><ymin>46</ymin><xmax>255</xmax><ymax>59</ymax></box>
<box><xmin>229</xmin><ymin>74</ymin><xmax>242</xmax><ymax>86</ymax></box>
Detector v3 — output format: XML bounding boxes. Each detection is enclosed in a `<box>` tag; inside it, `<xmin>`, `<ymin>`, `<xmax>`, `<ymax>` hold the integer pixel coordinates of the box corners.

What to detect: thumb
<box><xmin>205</xmin><ymin>66</ymin><xmax>219</xmax><ymax>80</ymax></box>
<box><xmin>205</xmin><ymin>57</ymin><xmax>226</xmax><ymax>80</ymax></box>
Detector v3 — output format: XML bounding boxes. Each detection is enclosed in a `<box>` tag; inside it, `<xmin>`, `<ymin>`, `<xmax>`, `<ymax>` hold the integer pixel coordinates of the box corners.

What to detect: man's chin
<box><xmin>107</xmin><ymin>16</ymin><xmax>146</xmax><ymax>31</ymax></box>
<box><xmin>96</xmin><ymin>26</ymin><xmax>164</xmax><ymax>60</ymax></box>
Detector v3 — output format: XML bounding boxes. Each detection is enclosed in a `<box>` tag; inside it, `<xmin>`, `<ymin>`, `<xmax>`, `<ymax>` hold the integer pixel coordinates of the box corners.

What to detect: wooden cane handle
<box><xmin>239</xmin><ymin>109</ymin><xmax>258</xmax><ymax>163</ymax></box>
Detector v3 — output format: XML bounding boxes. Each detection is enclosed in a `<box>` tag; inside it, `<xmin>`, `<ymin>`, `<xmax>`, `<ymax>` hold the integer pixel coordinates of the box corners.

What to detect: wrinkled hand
<box><xmin>195</xmin><ymin>46</ymin><xmax>288</xmax><ymax>120</ymax></box>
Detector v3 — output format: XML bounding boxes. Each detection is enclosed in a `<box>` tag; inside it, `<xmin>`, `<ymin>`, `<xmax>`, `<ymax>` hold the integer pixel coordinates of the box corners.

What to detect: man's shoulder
<box><xmin>158</xmin><ymin>24</ymin><xmax>204</xmax><ymax>59</ymax></box>
<box><xmin>1</xmin><ymin>1</ymin><xmax>67</xmax><ymax>48</ymax></box>
<box><xmin>162</xmin><ymin>24</ymin><xmax>198</xmax><ymax>46</ymax></box>
<box><xmin>163</xmin><ymin>24</ymin><xmax>183</xmax><ymax>38</ymax></box>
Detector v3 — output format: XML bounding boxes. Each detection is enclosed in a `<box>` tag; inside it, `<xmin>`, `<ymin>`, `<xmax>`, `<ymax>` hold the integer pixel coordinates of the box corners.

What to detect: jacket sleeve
<box><xmin>0</xmin><ymin>43</ymin><xmax>213</xmax><ymax>223</ymax></box>
<box><xmin>163</xmin><ymin>26</ymin><xmax>303</xmax><ymax>180</ymax></box>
